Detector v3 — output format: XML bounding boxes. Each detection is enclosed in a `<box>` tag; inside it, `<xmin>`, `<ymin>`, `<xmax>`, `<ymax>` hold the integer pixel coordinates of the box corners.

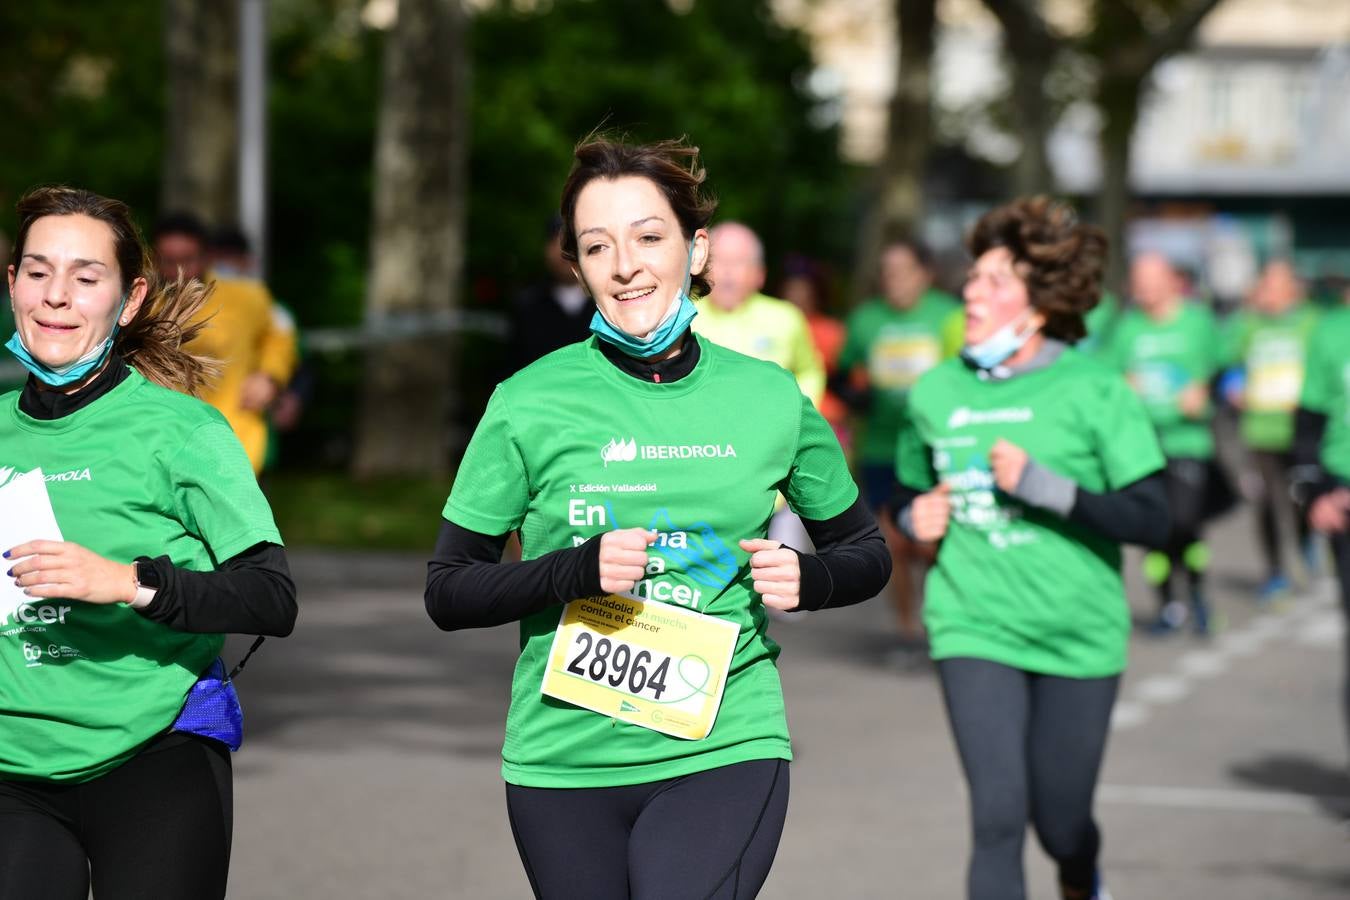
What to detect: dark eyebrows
<box><xmin>576</xmin><ymin>216</ymin><xmax>669</xmax><ymax>241</ymax></box>
<box><xmin>22</xmin><ymin>253</ymin><xmax>107</xmax><ymax>269</ymax></box>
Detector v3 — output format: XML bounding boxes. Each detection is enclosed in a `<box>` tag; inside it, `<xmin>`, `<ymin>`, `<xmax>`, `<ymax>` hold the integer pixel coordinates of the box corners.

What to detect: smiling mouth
<box><xmin>615</xmin><ymin>287</ymin><xmax>656</xmax><ymax>302</ymax></box>
<box><xmin>35</xmin><ymin>320</ymin><xmax>80</xmax><ymax>332</ymax></box>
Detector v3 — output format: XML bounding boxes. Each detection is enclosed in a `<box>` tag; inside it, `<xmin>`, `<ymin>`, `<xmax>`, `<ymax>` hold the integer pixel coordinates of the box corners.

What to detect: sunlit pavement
<box><xmin>226</xmin><ymin>509</ymin><xmax>1349</xmax><ymax>899</ymax></box>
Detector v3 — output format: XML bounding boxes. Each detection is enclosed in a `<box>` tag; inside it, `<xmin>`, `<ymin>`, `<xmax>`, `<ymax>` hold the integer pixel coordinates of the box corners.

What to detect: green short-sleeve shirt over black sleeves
<box><xmin>444</xmin><ymin>338</ymin><xmax>858</xmax><ymax>788</ymax></box>
<box><xmin>896</xmin><ymin>349</ymin><xmax>1164</xmax><ymax>677</ymax></box>
<box><xmin>0</xmin><ymin>370</ymin><xmax>282</xmax><ymax>782</ymax></box>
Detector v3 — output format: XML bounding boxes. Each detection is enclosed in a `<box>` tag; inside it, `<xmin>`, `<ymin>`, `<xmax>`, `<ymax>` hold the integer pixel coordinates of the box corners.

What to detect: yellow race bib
<box><xmin>540</xmin><ymin>594</ymin><xmax>738</xmax><ymax>740</ymax></box>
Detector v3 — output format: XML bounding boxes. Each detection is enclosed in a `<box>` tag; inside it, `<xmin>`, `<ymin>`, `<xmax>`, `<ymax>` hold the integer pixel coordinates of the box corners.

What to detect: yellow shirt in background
<box><xmin>186</xmin><ymin>274</ymin><xmax>298</xmax><ymax>473</ymax></box>
<box><xmin>692</xmin><ymin>293</ymin><xmax>825</xmax><ymax>406</ymax></box>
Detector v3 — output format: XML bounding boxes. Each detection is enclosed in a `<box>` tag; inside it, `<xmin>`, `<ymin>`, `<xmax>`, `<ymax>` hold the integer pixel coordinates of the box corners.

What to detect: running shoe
<box><xmin>1301</xmin><ymin>538</ymin><xmax>1322</xmax><ymax>580</ymax></box>
<box><xmin>1190</xmin><ymin>595</ymin><xmax>1214</xmax><ymax>637</ymax></box>
<box><xmin>1146</xmin><ymin>600</ymin><xmax>1187</xmax><ymax>635</ymax></box>
<box><xmin>1059</xmin><ymin>870</ymin><xmax>1113</xmax><ymax>900</ymax></box>
<box><xmin>1256</xmin><ymin>573</ymin><xmax>1291</xmax><ymax>604</ymax></box>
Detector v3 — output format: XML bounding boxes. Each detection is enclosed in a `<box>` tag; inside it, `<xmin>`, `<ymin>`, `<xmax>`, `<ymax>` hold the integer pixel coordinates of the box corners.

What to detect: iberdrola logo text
<box><xmin>601</xmin><ymin>437</ymin><xmax>736</xmax><ymax>467</ymax></box>
<box><xmin>0</xmin><ymin>465</ymin><xmax>93</xmax><ymax>487</ymax></box>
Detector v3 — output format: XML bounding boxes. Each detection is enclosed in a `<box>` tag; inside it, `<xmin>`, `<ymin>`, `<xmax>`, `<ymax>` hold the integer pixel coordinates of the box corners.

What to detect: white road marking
<box><xmin>1132</xmin><ymin>675</ymin><xmax>1190</xmax><ymax>704</ymax></box>
<box><xmin>1097</xmin><ymin>782</ymin><xmax>1349</xmax><ymax>817</ymax></box>
<box><xmin>1112</xmin><ymin>588</ymin><xmax>1338</xmax><ymax>732</ymax></box>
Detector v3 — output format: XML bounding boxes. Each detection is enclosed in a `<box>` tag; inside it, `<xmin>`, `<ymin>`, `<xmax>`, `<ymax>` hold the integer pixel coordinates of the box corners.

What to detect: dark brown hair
<box><xmin>558</xmin><ymin>136</ymin><xmax>717</xmax><ymax>299</ymax></box>
<box><xmin>967</xmin><ymin>196</ymin><xmax>1107</xmax><ymax>344</ymax></box>
<box><xmin>11</xmin><ymin>186</ymin><xmax>218</xmax><ymax>395</ymax></box>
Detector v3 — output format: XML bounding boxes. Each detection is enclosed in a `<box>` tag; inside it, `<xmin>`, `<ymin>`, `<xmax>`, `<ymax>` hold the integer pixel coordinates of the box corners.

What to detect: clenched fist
<box><xmin>989</xmin><ymin>438</ymin><xmax>1030</xmax><ymax>494</ymax></box>
<box><xmin>739</xmin><ymin>539</ymin><xmax>801</xmax><ymax>611</ymax></box>
<box><xmin>1309</xmin><ymin>488</ymin><xmax>1350</xmax><ymax>534</ymax></box>
<box><xmin>912</xmin><ymin>483</ymin><xmax>952</xmax><ymax>542</ymax></box>
<box><xmin>598</xmin><ymin>528</ymin><xmax>657</xmax><ymax>594</ymax></box>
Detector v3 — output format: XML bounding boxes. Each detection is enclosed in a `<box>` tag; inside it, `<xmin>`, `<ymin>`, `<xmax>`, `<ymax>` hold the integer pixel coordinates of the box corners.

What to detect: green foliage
<box><xmin>468</xmin><ymin>0</ymin><xmax>853</xmax><ymax>295</ymax></box>
<box><xmin>269</xmin><ymin>3</ymin><xmax>383</xmax><ymax>326</ymax></box>
<box><xmin>265</xmin><ymin>470</ymin><xmax>452</xmax><ymax>549</ymax></box>
<box><xmin>0</xmin><ymin>0</ymin><xmax>849</xmax><ymax>328</ymax></box>
<box><xmin>0</xmin><ymin>2</ymin><xmax>164</xmax><ymax>239</ymax></box>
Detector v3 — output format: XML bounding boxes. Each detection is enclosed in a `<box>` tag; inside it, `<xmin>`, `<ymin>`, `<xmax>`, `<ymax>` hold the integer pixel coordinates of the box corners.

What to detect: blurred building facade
<box><xmin>781</xmin><ymin>0</ymin><xmax>1350</xmax><ymax>300</ymax></box>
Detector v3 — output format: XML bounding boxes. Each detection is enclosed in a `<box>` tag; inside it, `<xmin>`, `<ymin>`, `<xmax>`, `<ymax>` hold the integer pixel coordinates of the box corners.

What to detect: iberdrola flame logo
<box><xmin>601</xmin><ymin>437</ymin><xmax>638</xmax><ymax>467</ymax></box>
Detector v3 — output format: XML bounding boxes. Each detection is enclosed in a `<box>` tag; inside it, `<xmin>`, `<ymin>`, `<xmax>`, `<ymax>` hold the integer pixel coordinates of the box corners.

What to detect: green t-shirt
<box><xmin>1100</xmin><ymin>302</ymin><xmax>1219</xmax><ymax>459</ymax></box>
<box><xmin>1225</xmin><ymin>305</ymin><xmax>1319</xmax><ymax>451</ymax></box>
<box><xmin>0</xmin><ymin>369</ymin><xmax>282</xmax><ymax>783</ymax></box>
<box><xmin>896</xmin><ymin>349</ymin><xmax>1164</xmax><ymax>677</ymax></box>
<box><xmin>1300</xmin><ymin>307</ymin><xmax>1350</xmax><ymax>482</ymax></box>
<box><xmin>838</xmin><ymin>289</ymin><xmax>963</xmax><ymax>464</ymax></box>
<box><xmin>1078</xmin><ymin>292</ymin><xmax>1121</xmax><ymax>355</ymax></box>
<box><xmin>444</xmin><ymin>337</ymin><xmax>858</xmax><ymax>788</ymax></box>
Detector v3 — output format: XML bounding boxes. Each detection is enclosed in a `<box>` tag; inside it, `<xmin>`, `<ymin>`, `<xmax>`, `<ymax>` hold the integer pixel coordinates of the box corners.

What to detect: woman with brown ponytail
<box><xmin>0</xmin><ymin>186</ymin><xmax>297</xmax><ymax>899</ymax></box>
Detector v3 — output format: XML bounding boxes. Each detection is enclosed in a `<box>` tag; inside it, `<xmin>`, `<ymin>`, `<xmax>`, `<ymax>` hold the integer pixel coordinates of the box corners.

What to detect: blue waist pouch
<box><xmin>172</xmin><ymin>657</ymin><xmax>245</xmax><ymax>751</ymax></box>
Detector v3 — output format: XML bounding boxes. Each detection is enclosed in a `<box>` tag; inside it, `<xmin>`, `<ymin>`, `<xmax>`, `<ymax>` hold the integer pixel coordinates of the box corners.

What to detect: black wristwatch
<box><xmin>131</xmin><ymin>556</ymin><xmax>162</xmax><ymax>608</ymax></box>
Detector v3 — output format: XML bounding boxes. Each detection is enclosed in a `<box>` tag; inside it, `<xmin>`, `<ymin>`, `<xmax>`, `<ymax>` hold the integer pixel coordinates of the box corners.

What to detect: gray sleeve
<box><xmin>1010</xmin><ymin>460</ymin><xmax>1078</xmax><ymax>517</ymax></box>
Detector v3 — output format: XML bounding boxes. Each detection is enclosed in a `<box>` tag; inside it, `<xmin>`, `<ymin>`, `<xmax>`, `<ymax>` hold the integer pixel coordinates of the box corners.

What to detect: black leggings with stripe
<box><xmin>0</xmin><ymin>733</ymin><xmax>232</xmax><ymax>900</ymax></box>
<box><xmin>506</xmin><ymin>757</ymin><xmax>789</xmax><ymax>900</ymax></box>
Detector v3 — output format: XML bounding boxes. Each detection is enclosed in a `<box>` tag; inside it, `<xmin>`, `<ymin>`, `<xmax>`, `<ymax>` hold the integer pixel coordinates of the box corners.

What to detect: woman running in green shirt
<box><xmin>425</xmin><ymin>137</ymin><xmax>890</xmax><ymax>899</ymax></box>
<box><xmin>893</xmin><ymin>198</ymin><xmax>1167</xmax><ymax>900</ymax></box>
<box><xmin>0</xmin><ymin>188</ymin><xmax>297</xmax><ymax>899</ymax></box>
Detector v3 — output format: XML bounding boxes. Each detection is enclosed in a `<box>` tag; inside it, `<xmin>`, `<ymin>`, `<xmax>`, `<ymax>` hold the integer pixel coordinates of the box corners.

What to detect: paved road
<box><xmin>224</xmin><ymin>510</ymin><xmax>1349</xmax><ymax>898</ymax></box>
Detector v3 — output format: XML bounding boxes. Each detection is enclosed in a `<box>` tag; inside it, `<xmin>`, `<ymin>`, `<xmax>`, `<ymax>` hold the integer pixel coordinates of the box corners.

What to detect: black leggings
<box><xmin>937</xmin><ymin>658</ymin><xmax>1119</xmax><ymax>900</ymax></box>
<box><xmin>506</xmin><ymin>758</ymin><xmax>789</xmax><ymax>900</ymax></box>
<box><xmin>1253</xmin><ymin>449</ymin><xmax>1310</xmax><ymax>577</ymax></box>
<box><xmin>1329</xmin><ymin>528</ymin><xmax>1350</xmax><ymax>760</ymax></box>
<box><xmin>0</xmin><ymin>734</ymin><xmax>232</xmax><ymax>900</ymax></box>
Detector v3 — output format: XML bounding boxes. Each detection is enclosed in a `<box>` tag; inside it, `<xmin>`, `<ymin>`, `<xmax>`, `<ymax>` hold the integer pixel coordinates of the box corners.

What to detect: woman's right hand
<box><xmin>1309</xmin><ymin>488</ymin><xmax>1350</xmax><ymax>534</ymax></box>
<box><xmin>911</xmin><ymin>483</ymin><xmax>952</xmax><ymax>542</ymax></box>
<box><xmin>598</xmin><ymin>528</ymin><xmax>657</xmax><ymax>593</ymax></box>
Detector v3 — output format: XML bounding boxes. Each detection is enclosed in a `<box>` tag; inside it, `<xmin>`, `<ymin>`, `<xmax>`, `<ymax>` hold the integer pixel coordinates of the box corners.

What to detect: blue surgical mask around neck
<box><xmin>961</xmin><ymin>311</ymin><xmax>1039</xmax><ymax>371</ymax></box>
<box><xmin>5</xmin><ymin>294</ymin><xmax>129</xmax><ymax>387</ymax></box>
<box><xmin>587</xmin><ymin>241</ymin><xmax>699</xmax><ymax>358</ymax></box>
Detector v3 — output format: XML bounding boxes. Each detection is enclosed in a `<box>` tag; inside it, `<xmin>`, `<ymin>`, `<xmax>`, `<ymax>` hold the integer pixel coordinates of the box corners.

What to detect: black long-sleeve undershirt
<box><xmin>793</xmin><ymin>495</ymin><xmax>891</xmax><ymax>611</ymax></box>
<box><xmin>19</xmin><ymin>356</ymin><xmax>298</xmax><ymax>637</ymax></box>
<box><xmin>425</xmin><ymin>495</ymin><xmax>890</xmax><ymax>630</ymax></box>
<box><xmin>1291</xmin><ymin>405</ymin><xmax>1337</xmax><ymax>504</ymax></box>
<box><xmin>134</xmin><ymin>543</ymin><xmax>297</xmax><ymax>636</ymax></box>
<box><xmin>891</xmin><ymin>471</ymin><xmax>1169</xmax><ymax>547</ymax></box>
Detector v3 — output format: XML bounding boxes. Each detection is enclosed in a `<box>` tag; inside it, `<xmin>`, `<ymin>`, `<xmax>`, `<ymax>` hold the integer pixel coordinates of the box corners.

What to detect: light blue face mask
<box><xmin>5</xmin><ymin>294</ymin><xmax>129</xmax><ymax>387</ymax></box>
<box><xmin>961</xmin><ymin>311</ymin><xmax>1039</xmax><ymax>371</ymax></box>
<box><xmin>587</xmin><ymin>241</ymin><xmax>699</xmax><ymax>358</ymax></box>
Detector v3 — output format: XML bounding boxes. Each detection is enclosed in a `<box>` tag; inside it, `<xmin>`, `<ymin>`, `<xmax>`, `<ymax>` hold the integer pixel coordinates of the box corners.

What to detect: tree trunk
<box><xmin>853</xmin><ymin>0</ymin><xmax>937</xmax><ymax>300</ymax></box>
<box><xmin>1095</xmin><ymin>74</ymin><xmax>1142</xmax><ymax>300</ymax></box>
<box><xmin>351</xmin><ymin>0</ymin><xmax>468</xmax><ymax>478</ymax></box>
<box><xmin>979</xmin><ymin>1</ymin><xmax>1060</xmax><ymax>195</ymax></box>
<box><xmin>162</xmin><ymin>0</ymin><xmax>239</xmax><ymax>222</ymax></box>
<box><xmin>1008</xmin><ymin>51</ymin><xmax>1055</xmax><ymax>195</ymax></box>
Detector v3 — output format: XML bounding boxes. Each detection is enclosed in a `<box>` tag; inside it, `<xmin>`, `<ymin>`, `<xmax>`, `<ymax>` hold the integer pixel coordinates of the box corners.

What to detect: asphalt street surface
<box><xmin>224</xmin><ymin>509</ymin><xmax>1350</xmax><ymax>898</ymax></box>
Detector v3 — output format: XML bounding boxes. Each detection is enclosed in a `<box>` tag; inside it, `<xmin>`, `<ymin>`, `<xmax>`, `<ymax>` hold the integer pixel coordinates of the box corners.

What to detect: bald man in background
<box><xmin>693</xmin><ymin>222</ymin><xmax>825</xmax><ymax>405</ymax></box>
<box><xmin>692</xmin><ymin>222</ymin><xmax>828</xmax><ymax>594</ymax></box>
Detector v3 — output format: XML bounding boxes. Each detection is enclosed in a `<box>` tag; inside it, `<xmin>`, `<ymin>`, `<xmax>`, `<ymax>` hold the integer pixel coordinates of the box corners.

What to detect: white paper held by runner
<box><xmin>0</xmin><ymin>469</ymin><xmax>65</xmax><ymax>621</ymax></box>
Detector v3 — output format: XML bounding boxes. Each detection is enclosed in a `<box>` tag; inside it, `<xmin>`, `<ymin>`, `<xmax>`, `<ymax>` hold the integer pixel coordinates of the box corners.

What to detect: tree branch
<box><xmin>1143</xmin><ymin>0</ymin><xmax>1226</xmax><ymax>69</ymax></box>
<box><xmin>980</xmin><ymin>0</ymin><xmax>1062</xmax><ymax>54</ymax></box>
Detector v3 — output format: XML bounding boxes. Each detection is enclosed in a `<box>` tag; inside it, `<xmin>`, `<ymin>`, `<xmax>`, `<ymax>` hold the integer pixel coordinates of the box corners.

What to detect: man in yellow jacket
<box><xmin>153</xmin><ymin>213</ymin><xmax>297</xmax><ymax>474</ymax></box>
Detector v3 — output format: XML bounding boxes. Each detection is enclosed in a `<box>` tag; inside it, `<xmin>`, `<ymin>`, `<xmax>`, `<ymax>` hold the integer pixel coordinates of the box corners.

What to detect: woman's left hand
<box><xmin>6</xmin><ymin>541</ymin><xmax>136</xmax><ymax>604</ymax></box>
<box><xmin>740</xmin><ymin>539</ymin><xmax>800</xmax><ymax>611</ymax></box>
<box><xmin>989</xmin><ymin>438</ymin><xmax>1031</xmax><ymax>493</ymax></box>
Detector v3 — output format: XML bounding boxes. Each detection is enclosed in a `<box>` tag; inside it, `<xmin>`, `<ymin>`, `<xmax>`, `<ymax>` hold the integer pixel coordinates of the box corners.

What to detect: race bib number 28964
<box><xmin>540</xmin><ymin>594</ymin><xmax>738</xmax><ymax>740</ymax></box>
